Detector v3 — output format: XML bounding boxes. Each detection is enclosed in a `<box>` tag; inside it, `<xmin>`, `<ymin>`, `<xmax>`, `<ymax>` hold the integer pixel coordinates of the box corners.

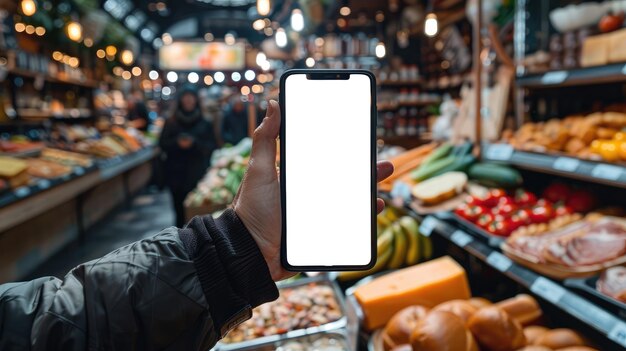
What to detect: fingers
<box><xmin>376</xmin><ymin>161</ymin><xmax>394</xmax><ymax>183</ymax></box>
<box><xmin>249</xmin><ymin>100</ymin><xmax>281</xmax><ymax>169</ymax></box>
<box><xmin>377</xmin><ymin>198</ymin><xmax>385</xmax><ymax>214</ymax></box>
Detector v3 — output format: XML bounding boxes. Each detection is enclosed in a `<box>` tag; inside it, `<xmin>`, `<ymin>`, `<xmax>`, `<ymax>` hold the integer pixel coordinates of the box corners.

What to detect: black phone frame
<box><xmin>279</xmin><ymin>69</ymin><xmax>378</xmax><ymax>271</ymax></box>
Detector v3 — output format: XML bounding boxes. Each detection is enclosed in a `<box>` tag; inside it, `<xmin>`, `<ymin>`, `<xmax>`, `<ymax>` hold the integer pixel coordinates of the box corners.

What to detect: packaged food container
<box><xmin>214</xmin><ymin>275</ymin><xmax>351</xmax><ymax>350</ymax></box>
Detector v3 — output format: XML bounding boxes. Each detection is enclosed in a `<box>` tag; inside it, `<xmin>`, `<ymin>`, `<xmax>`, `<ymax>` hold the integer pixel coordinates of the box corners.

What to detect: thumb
<box><xmin>249</xmin><ymin>100</ymin><xmax>280</xmax><ymax>167</ymax></box>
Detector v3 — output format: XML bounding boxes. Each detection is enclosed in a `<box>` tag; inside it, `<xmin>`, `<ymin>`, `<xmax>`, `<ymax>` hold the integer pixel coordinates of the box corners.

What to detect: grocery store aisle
<box><xmin>26</xmin><ymin>189</ymin><xmax>175</xmax><ymax>280</ymax></box>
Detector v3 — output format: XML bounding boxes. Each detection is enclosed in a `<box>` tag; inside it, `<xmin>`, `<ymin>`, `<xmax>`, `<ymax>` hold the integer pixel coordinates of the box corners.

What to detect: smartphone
<box><xmin>279</xmin><ymin>69</ymin><xmax>377</xmax><ymax>271</ymax></box>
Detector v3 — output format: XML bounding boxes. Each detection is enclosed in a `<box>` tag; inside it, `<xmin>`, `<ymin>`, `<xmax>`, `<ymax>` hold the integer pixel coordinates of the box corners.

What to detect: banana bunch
<box><xmin>338</xmin><ymin>208</ymin><xmax>433</xmax><ymax>282</ymax></box>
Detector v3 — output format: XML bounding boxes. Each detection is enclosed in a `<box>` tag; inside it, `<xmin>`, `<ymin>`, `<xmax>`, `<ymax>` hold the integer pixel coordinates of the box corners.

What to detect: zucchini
<box><xmin>420</xmin><ymin>143</ymin><xmax>453</xmax><ymax>168</ymax></box>
<box><xmin>452</xmin><ymin>142</ymin><xmax>473</xmax><ymax>157</ymax></box>
<box><xmin>467</xmin><ymin>162</ymin><xmax>523</xmax><ymax>188</ymax></box>
<box><xmin>432</xmin><ymin>154</ymin><xmax>476</xmax><ymax>177</ymax></box>
<box><xmin>411</xmin><ymin>155</ymin><xmax>456</xmax><ymax>181</ymax></box>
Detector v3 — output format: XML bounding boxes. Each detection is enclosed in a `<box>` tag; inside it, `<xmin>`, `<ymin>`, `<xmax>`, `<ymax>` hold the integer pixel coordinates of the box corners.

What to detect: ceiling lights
<box><xmin>253</xmin><ymin>19</ymin><xmax>265</xmax><ymax>31</ymax></box>
<box><xmin>275</xmin><ymin>28</ymin><xmax>287</xmax><ymax>48</ymax></box>
<box><xmin>120</xmin><ymin>50</ymin><xmax>134</xmax><ymax>65</ymax></box>
<box><xmin>188</xmin><ymin>72</ymin><xmax>199</xmax><ymax>83</ymax></box>
<box><xmin>291</xmin><ymin>9</ymin><xmax>304</xmax><ymax>32</ymax></box>
<box><xmin>424</xmin><ymin>13</ymin><xmax>438</xmax><ymax>37</ymax></box>
<box><xmin>244</xmin><ymin>70</ymin><xmax>256</xmax><ymax>81</ymax></box>
<box><xmin>166</xmin><ymin>71</ymin><xmax>178</xmax><ymax>83</ymax></box>
<box><xmin>21</xmin><ymin>0</ymin><xmax>36</xmax><ymax>16</ymax></box>
<box><xmin>257</xmin><ymin>0</ymin><xmax>271</xmax><ymax>16</ymax></box>
<box><xmin>375</xmin><ymin>42</ymin><xmax>386</xmax><ymax>58</ymax></box>
<box><xmin>149</xmin><ymin>70</ymin><xmax>159</xmax><ymax>80</ymax></box>
<box><xmin>214</xmin><ymin>71</ymin><xmax>225</xmax><ymax>83</ymax></box>
<box><xmin>339</xmin><ymin>6</ymin><xmax>351</xmax><ymax>16</ymax></box>
<box><xmin>66</xmin><ymin>21</ymin><xmax>83</xmax><ymax>42</ymax></box>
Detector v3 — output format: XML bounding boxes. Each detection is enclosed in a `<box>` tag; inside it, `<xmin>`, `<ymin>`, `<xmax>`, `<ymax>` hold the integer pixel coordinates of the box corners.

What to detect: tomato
<box><xmin>554</xmin><ymin>202</ymin><xmax>573</xmax><ymax>216</ymax></box>
<box><xmin>486</xmin><ymin>219</ymin><xmax>514</xmax><ymax>237</ymax></box>
<box><xmin>493</xmin><ymin>203</ymin><xmax>517</xmax><ymax>217</ymax></box>
<box><xmin>466</xmin><ymin>205</ymin><xmax>487</xmax><ymax>222</ymax></box>
<box><xmin>508</xmin><ymin>215</ymin><xmax>526</xmax><ymax>231</ymax></box>
<box><xmin>481</xmin><ymin>189</ymin><xmax>506</xmax><ymax>208</ymax></box>
<box><xmin>566</xmin><ymin>190</ymin><xmax>596</xmax><ymax>212</ymax></box>
<box><xmin>543</xmin><ymin>183</ymin><xmax>570</xmax><ymax>203</ymax></box>
<box><xmin>512</xmin><ymin>208</ymin><xmax>532</xmax><ymax>224</ymax></box>
<box><xmin>514</xmin><ymin>189</ymin><xmax>537</xmax><ymax>206</ymax></box>
<box><xmin>530</xmin><ymin>204</ymin><xmax>555</xmax><ymax>223</ymax></box>
<box><xmin>498</xmin><ymin>196</ymin><xmax>516</xmax><ymax>206</ymax></box>
<box><xmin>476</xmin><ymin>213</ymin><xmax>494</xmax><ymax>228</ymax></box>
<box><xmin>599</xmin><ymin>13</ymin><xmax>625</xmax><ymax>33</ymax></box>
<box><xmin>465</xmin><ymin>195</ymin><xmax>488</xmax><ymax>207</ymax></box>
<box><xmin>455</xmin><ymin>203</ymin><xmax>469</xmax><ymax>217</ymax></box>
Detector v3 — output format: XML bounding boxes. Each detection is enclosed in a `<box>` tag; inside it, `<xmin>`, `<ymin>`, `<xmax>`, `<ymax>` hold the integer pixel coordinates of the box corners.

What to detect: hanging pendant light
<box><xmin>66</xmin><ymin>21</ymin><xmax>83</xmax><ymax>42</ymax></box>
<box><xmin>21</xmin><ymin>0</ymin><xmax>36</xmax><ymax>16</ymax></box>
<box><xmin>425</xmin><ymin>13</ymin><xmax>438</xmax><ymax>37</ymax></box>
<box><xmin>257</xmin><ymin>0</ymin><xmax>271</xmax><ymax>16</ymax></box>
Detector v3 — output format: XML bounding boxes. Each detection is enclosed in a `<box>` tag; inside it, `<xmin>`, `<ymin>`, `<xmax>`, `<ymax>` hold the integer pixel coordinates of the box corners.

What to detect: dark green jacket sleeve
<box><xmin>0</xmin><ymin>209</ymin><xmax>278</xmax><ymax>350</ymax></box>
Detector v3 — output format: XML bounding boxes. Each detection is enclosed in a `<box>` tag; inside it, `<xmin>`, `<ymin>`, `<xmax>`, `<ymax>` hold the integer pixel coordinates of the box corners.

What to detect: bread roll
<box><xmin>468</xmin><ymin>297</ymin><xmax>493</xmax><ymax>310</ymax></box>
<box><xmin>410</xmin><ymin>311</ymin><xmax>478</xmax><ymax>351</ymax></box>
<box><xmin>468</xmin><ymin>306</ymin><xmax>526</xmax><ymax>351</ymax></box>
<box><xmin>516</xmin><ymin>347</ymin><xmax>553</xmax><ymax>351</ymax></box>
<box><xmin>495</xmin><ymin>294</ymin><xmax>542</xmax><ymax>326</ymax></box>
<box><xmin>382</xmin><ymin>305</ymin><xmax>429</xmax><ymax>350</ymax></box>
<box><xmin>389</xmin><ymin>345</ymin><xmax>412</xmax><ymax>351</ymax></box>
<box><xmin>524</xmin><ymin>326</ymin><xmax>549</xmax><ymax>345</ymax></box>
<box><xmin>433</xmin><ymin>300</ymin><xmax>478</xmax><ymax>324</ymax></box>
<box><xmin>534</xmin><ymin>329</ymin><xmax>584</xmax><ymax>349</ymax></box>
<box><xmin>555</xmin><ymin>347</ymin><xmax>598</xmax><ymax>351</ymax></box>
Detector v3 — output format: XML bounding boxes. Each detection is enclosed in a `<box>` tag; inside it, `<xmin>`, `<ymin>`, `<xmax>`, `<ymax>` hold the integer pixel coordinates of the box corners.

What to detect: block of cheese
<box><xmin>581</xmin><ymin>34</ymin><xmax>609</xmax><ymax>67</ymax></box>
<box><xmin>354</xmin><ymin>256</ymin><xmax>471</xmax><ymax>330</ymax></box>
<box><xmin>609</xmin><ymin>28</ymin><xmax>626</xmax><ymax>63</ymax></box>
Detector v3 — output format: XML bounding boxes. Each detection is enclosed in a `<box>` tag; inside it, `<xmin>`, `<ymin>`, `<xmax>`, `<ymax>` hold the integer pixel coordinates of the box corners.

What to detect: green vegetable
<box><xmin>452</xmin><ymin>142</ymin><xmax>473</xmax><ymax>157</ymax></box>
<box><xmin>411</xmin><ymin>155</ymin><xmax>456</xmax><ymax>181</ymax></box>
<box><xmin>420</xmin><ymin>143</ymin><xmax>453</xmax><ymax>168</ymax></box>
<box><xmin>432</xmin><ymin>154</ymin><xmax>476</xmax><ymax>177</ymax></box>
<box><xmin>467</xmin><ymin>162</ymin><xmax>523</xmax><ymax>188</ymax></box>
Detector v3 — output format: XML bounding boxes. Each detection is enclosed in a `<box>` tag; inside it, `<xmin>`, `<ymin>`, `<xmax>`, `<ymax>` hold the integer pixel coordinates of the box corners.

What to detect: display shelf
<box><xmin>516</xmin><ymin>63</ymin><xmax>626</xmax><ymax>89</ymax></box>
<box><xmin>17</xmin><ymin>109</ymin><xmax>93</xmax><ymax>120</ymax></box>
<box><xmin>377</xmin><ymin>100</ymin><xmax>441</xmax><ymax>111</ymax></box>
<box><xmin>97</xmin><ymin>147</ymin><xmax>156</xmax><ymax>180</ymax></box>
<box><xmin>415</xmin><ymin>214</ymin><xmax>626</xmax><ymax>349</ymax></box>
<box><xmin>482</xmin><ymin>143</ymin><xmax>626</xmax><ymax>189</ymax></box>
<box><xmin>8</xmin><ymin>67</ymin><xmax>99</xmax><ymax>89</ymax></box>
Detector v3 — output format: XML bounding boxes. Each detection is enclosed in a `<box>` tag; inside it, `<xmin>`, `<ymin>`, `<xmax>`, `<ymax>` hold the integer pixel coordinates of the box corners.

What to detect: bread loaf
<box><xmin>524</xmin><ymin>326</ymin><xmax>549</xmax><ymax>345</ymax></box>
<box><xmin>534</xmin><ymin>329</ymin><xmax>584</xmax><ymax>349</ymax></box>
<box><xmin>411</xmin><ymin>172</ymin><xmax>467</xmax><ymax>205</ymax></box>
<box><xmin>495</xmin><ymin>294</ymin><xmax>542</xmax><ymax>326</ymax></box>
<box><xmin>433</xmin><ymin>300</ymin><xmax>478</xmax><ymax>324</ymax></box>
<box><xmin>468</xmin><ymin>306</ymin><xmax>526</xmax><ymax>351</ymax></box>
<box><xmin>382</xmin><ymin>305</ymin><xmax>429</xmax><ymax>350</ymax></box>
<box><xmin>410</xmin><ymin>311</ymin><xmax>478</xmax><ymax>351</ymax></box>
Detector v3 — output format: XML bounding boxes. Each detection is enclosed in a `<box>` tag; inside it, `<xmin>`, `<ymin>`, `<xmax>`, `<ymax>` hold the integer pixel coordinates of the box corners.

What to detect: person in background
<box><xmin>221</xmin><ymin>96</ymin><xmax>249</xmax><ymax>145</ymax></box>
<box><xmin>160</xmin><ymin>85</ymin><xmax>218</xmax><ymax>227</ymax></box>
<box><xmin>0</xmin><ymin>100</ymin><xmax>394</xmax><ymax>350</ymax></box>
<box><xmin>127</xmin><ymin>90</ymin><xmax>151</xmax><ymax>131</ymax></box>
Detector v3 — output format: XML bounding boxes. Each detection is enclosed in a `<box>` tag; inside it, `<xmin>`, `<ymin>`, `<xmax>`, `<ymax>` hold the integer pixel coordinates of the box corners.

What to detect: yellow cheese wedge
<box><xmin>354</xmin><ymin>256</ymin><xmax>471</xmax><ymax>330</ymax></box>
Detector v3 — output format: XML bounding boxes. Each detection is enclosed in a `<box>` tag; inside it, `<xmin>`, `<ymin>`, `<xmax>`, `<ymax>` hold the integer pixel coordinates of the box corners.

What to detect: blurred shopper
<box><xmin>160</xmin><ymin>85</ymin><xmax>217</xmax><ymax>227</ymax></box>
<box><xmin>127</xmin><ymin>90</ymin><xmax>151</xmax><ymax>131</ymax></box>
<box><xmin>221</xmin><ymin>96</ymin><xmax>249</xmax><ymax>145</ymax></box>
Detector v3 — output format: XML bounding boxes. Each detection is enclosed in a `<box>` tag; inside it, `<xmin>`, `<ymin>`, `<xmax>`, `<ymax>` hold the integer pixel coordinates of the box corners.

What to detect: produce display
<box><xmin>503</xmin><ymin>113</ymin><xmax>626</xmax><ymax>163</ymax></box>
<box><xmin>503</xmin><ymin>216</ymin><xmax>626</xmax><ymax>278</ymax></box>
<box><xmin>338</xmin><ymin>209</ymin><xmax>432</xmax><ymax>282</ymax></box>
<box><xmin>185</xmin><ymin>140</ymin><xmax>251</xmax><ymax>210</ymax></box>
<box><xmin>597</xmin><ymin>266</ymin><xmax>626</xmax><ymax>304</ymax></box>
<box><xmin>375</xmin><ymin>292</ymin><xmax>597</xmax><ymax>351</ymax></box>
<box><xmin>454</xmin><ymin>185</ymin><xmax>588</xmax><ymax>238</ymax></box>
<box><xmin>0</xmin><ymin>156</ymin><xmax>30</xmax><ymax>188</ymax></box>
<box><xmin>378</xmin><ymin>143</ymin><xmax>438</xmax><ymax>192</ymax></box>
<box><xmin>0</xmin><ymin>138</ymin><xmax>44</xmax><ymax>155</ymax></box>
<box><xmin>353</xmin><ymin>256</ymin><xmax>471</xmax><ymax>331</ymax></box>
<box><xmin>222</xmin><ymin>282</ymin><xmax>342</xmax><ymax>344</ymax></box>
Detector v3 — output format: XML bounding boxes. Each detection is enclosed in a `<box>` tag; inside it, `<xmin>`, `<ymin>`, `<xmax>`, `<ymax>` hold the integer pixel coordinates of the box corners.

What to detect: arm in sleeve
<box><xmin>0</xmin><ymin>209</ymin><xmax>278</xmax><ymax>351</ymax></box>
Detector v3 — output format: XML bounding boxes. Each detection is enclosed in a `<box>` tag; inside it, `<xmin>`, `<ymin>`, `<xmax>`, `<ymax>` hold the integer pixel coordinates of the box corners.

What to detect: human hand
<box><xmin>233</xmin><ymin>100</ymin><xmax>394</xmax><ymax>281</ymax></box>
<box><xmin>178</xmin><ymin>135</ymin><xmax>194</xmax><ymax>149</ymax></box>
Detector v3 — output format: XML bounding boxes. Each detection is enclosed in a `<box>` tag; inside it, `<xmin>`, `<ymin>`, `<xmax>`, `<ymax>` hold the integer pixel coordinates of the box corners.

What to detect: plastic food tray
<box><xmin>565</xmin><ymin>275</ymin><xmax>626</xmax><ymax>320</ymax></box>
<box><xmin>440</xmin><ymin>212</ymin><xmax>505</xmax><ymax>248</ymax></box>
<box><xmin>219</xmin><ymin>330</ymin><xmax>351</xmax><ymax>351</ymax></box>
<box><xmin>213</xmin><ymin>275</ymin><xmax>349</xmax><ymax>351</ymax></box>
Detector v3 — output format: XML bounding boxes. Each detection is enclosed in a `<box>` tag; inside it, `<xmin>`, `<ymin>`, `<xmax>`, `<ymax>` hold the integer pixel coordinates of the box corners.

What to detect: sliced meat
<box><xmin>597</xmin><ymin>266</ymin><xmax>626</xmax><ymax>303</ymax></box>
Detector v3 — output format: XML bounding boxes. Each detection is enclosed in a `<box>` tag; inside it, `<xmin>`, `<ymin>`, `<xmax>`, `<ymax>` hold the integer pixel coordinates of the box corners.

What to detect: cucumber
<box><xmin>411</xmin><ymin>154</ymin><xmax>456</xmax><ymax>181</ymax></box>
<box><xmin>420</xmin><ymin>143</ymin><xmax>453</xmax><ymax>168</ymax></box>
<box><xmin>452</xmin><ymin>142</ymin><xmax>473</xmax><ymax>157</ymax></box>
<box><xmin>467</xmin><ymin>162</ymin><xmax>523</xmax><ymax>188</ymax></box>
<box><xmin>432</xmin><ymin>154</ymin><xmax>476</xmax><ymax>177</ymax></box>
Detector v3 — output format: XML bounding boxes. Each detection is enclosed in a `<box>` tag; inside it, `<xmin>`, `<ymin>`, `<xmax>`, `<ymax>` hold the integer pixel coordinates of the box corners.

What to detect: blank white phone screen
<box><xmin>284</xmin><ymin>73</ymin><xmax>372</xmax><ymax>267</ymax></box>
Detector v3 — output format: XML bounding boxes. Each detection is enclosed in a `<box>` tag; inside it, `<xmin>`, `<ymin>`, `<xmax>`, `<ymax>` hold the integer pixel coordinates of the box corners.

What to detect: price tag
<box><xmin>531</xmin><ymin>277</ymin><xmax>566</xmax><ymax>304</ymax></box>
<box><xmin>553</xmin><ymin>157</ymin><xmax>580</xmax><ymax>173</ymax></box>
<box><xmin>391</xmin><ymin>181</ymin><xmax>412</xmax><ymax>203</ymax></box>
<box><xmin>609</xmin><ymin>321</ymin><xmax>626</xmax><ymax>348</ymax></box>
<box><xmin>37</xmin><ymin>179</ymin><xmax>51</xmax><ymax>189</ymax></box>
<box><xmin>450</xmin><ymin>230</ymin><xmax>473</xmax><ymax>248</ymax></box>
<box><xmin>14</xmin><ymin>186</ymin><xmax>30</xmax><ymax>198</ymax></box>
<box><xmin>591</xmin><ymin>164</ymin><xmax>623</xmax><ymax>181</ymax></box>
<box><xmin>622</xmin><ymin>63</ymin><xmax>626</xmax><ymax>75</ymax></box>
<box><xmin>486</xmin><ymin>144</ymin><xmax>514</xmax><ymax>161</ymax></box>
<box><xmin>541</xmin><ymin>71</ymin><xmax>568</xmax><ymax>85</ymax></box>
<box><xmin>61</xmin><ymin>173</ymin><xmax>71</xmax><ymax>181</ymax></box>
<box><xmin>487</xmin><ymin>252</ymin><xmax>512</xmax><ymax>272</ymax></box>
<box><xmin>74</xmin><ymin>167</ymin><xmax>85</xmax><ymax>176</ymax></box>
<box><xmin>419</xmin><ymin>216</ymin><xmax>437</xmax><ymax>237</ymax></box>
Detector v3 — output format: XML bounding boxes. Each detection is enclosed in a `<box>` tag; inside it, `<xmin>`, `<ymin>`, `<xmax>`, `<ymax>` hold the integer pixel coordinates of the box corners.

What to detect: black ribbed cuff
<box><xmin>178</xmin><ymin>210</ymin><xmax>278</xmax><ymax>336</ymax></box>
